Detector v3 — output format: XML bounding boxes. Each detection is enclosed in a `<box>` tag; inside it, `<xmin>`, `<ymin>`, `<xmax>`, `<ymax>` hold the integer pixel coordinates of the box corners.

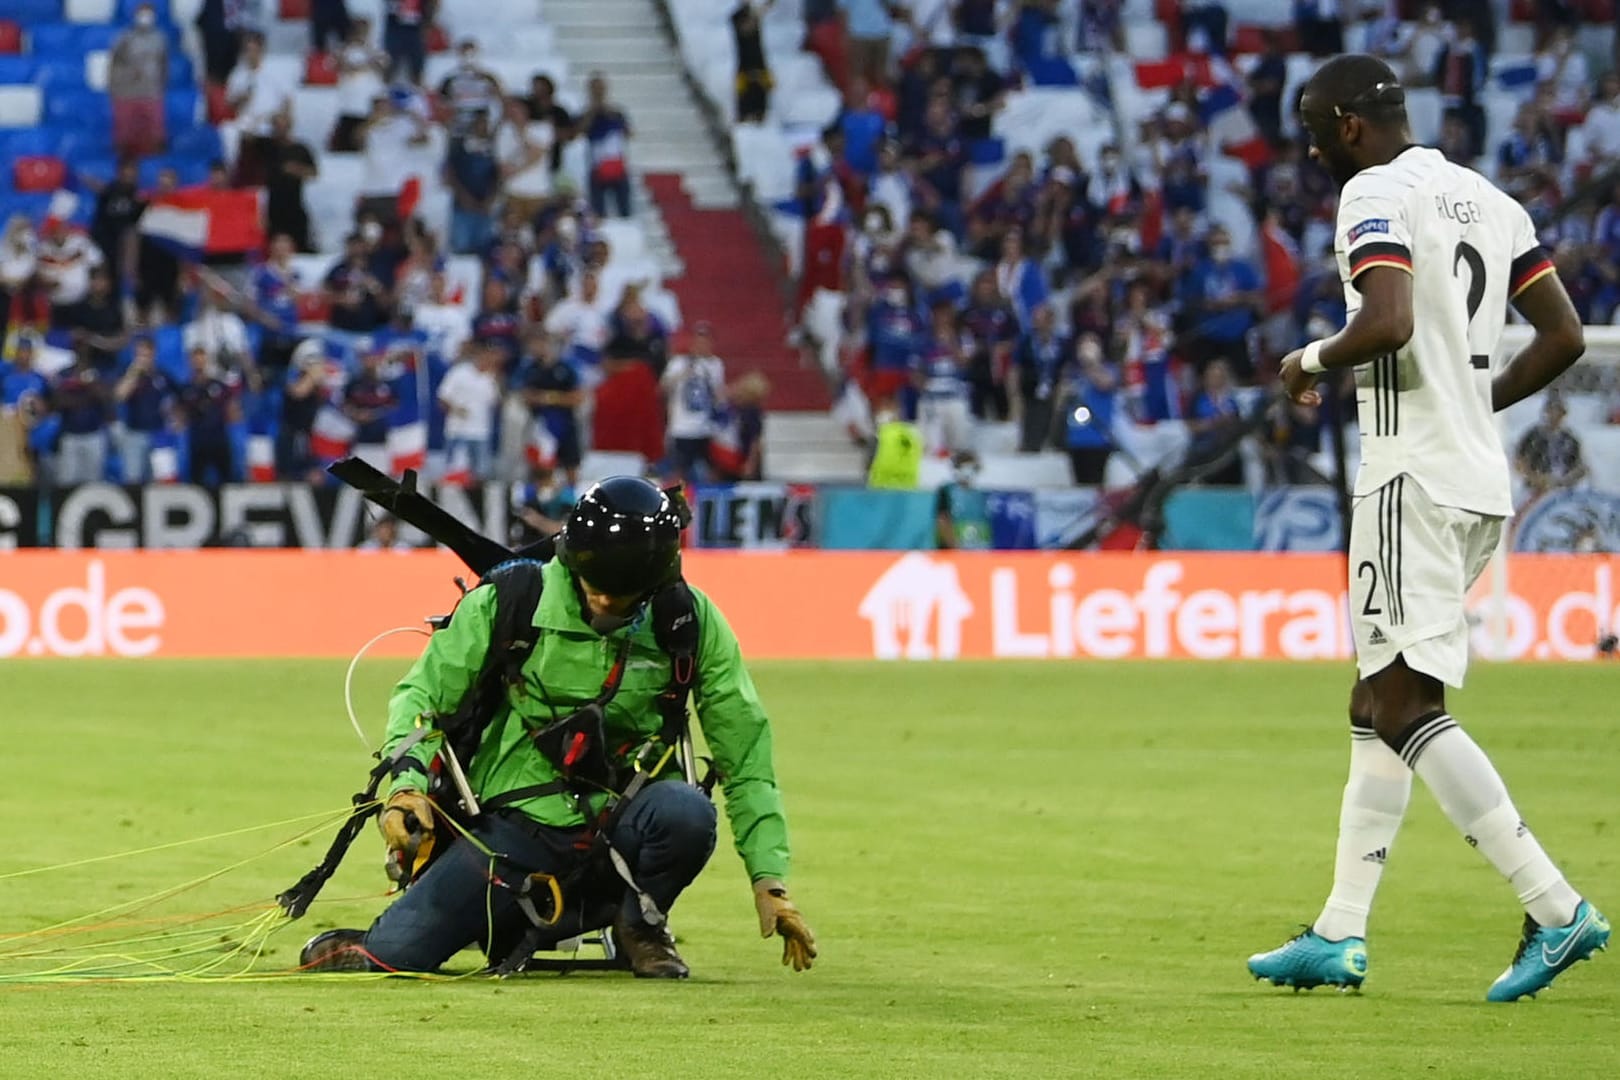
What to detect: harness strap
<box><xmin>479</xmin><ymin>780</ymin><xmax>573</xmax><ymax>814</ymax></box>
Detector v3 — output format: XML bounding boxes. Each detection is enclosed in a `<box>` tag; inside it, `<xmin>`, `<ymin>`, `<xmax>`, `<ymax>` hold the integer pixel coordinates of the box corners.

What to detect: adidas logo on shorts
<box><xmin>1368</xmin><ymin>627</ymin><xmax>1388</xmax><ymax>645</ymax></box>
<box><xmin>1362</xmin><ymin>847</ymin><xmax>1388</xmax><ymax>864</ymax></box>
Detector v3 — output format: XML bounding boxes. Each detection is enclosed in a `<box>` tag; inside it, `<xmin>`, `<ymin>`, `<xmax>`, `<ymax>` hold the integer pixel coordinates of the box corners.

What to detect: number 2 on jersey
<box><xmin>1452</xmin><ymin>241</ymin><xmax>1490</xmax><ymax>370</ymax></box>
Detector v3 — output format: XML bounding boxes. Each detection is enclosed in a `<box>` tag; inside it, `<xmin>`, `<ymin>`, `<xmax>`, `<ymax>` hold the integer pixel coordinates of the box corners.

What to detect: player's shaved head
<box><xmin>1299</xmin><ymin>54</ymin><xmax>1411</xmax><ymax>188</ymax></box>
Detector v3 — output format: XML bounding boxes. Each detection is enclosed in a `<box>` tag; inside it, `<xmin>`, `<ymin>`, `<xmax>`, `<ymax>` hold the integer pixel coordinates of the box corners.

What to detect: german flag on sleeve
<box><xmin>1509</xmin><ymin>247</ymin><xmax>1557</xmax><ymax>299</ymax></box>
<box><xmin>1348</xmin><ymin>242</ymin><xmax>1413</xmax><ymax>280</ymax></box>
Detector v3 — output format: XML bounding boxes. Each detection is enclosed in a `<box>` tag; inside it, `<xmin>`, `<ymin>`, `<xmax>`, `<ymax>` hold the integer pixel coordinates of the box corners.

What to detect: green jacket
<box><xmin>383</xmin><ymin>559</ymin><xmax>790</xmax><ymax>883</ymax></box>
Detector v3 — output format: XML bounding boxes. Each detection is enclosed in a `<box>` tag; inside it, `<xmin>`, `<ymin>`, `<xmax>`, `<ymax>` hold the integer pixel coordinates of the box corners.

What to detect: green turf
<box><xmin>3</xmin><ymin>659</ymin><xmax>1617</xmax><ymax>1079</ymax></box>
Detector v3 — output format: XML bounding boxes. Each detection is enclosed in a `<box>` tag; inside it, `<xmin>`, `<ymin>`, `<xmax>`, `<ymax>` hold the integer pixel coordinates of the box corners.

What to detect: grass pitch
<box><xmin>3</xmin><ymin>658</ymin><xmax>1618</xmax><ymax>1079</ymax></box>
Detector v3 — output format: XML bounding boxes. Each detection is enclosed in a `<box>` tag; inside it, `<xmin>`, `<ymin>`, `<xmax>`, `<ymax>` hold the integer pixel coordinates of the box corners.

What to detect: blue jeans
<box><xmin>449</xmin><ymin>206</ymin><xmax>494</xmax><ymax>255</ymax></box>
<box><xmin>444</xmin><ymin>435</ymin><xmax>492</xmax><ymax>480</ymax></box>
<box><xmin>362</xmin><ymin>781</ymin><xmax>717</xmax><ymax>972</ymax></box>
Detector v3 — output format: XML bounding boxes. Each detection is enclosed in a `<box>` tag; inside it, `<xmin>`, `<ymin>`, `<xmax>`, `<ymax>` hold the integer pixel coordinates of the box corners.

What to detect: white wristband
<box><xmin>1301</xmin><ymin>339</ymin><xmax>1326</xmax><ymax>374</ymax></box>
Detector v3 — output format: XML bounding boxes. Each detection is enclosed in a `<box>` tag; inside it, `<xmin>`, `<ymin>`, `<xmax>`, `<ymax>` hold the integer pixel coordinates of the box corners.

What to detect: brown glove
<box><xmin>753</xmin><ymin>877</ymin><xmax>817</xmax><ymax>972</ymax></box>
<box><xmin>378</xmin><ymin>790</ymin><xmax>436</xmax><ymax>883</ymax></box>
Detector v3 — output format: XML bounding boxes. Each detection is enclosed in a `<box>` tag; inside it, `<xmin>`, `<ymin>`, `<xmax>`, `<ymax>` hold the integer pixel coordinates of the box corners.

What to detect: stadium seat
<box><xmin>166</xmin><ymin>51</ymin><xmax>193</xmax><ymax>87</ymax></box>
<box><xmin>0</xmin><ymin>126</ymin><xmax>61</xmax><ymax>159</ymax></box>
<box><xmin>279</xmin><ymin>0</ymin><xmax>309</xmax><ymax>17</ymax></box>
<box><xmin>83</xmin><ymin>49</ymin><xmax>108</xmax><ymax>90</ymax></box>
<box><xmin>71</xmin><ymin>153</ymin><xmax>117</xmax><ymax>188</ymax></box>
<box><xmin>12</xmin><ymin>155</ymin><xmax>65</xmax><ymax>193</ymax></box>
<box><xmin>164</xmin><ymin>87</ymin><xmax>198</xmax><ymax>132</ymax></box>
<box><xmin>0</xmin><ymin>21</ymin><xmax>21</xmax><ymax>54</ymax></box>
<box><xmin>45</xmin><ymin>87</ymin><xmax>111</xmax><ymax>132</ymax></box>
<box><xmin>9</xmin><ymin>0</ymin><xmax>63</xmax><ymax>23</ymax></box>
<box><xmin>0</xmin><ymin>86</ymin><xmax>43</xmax><ymax>127</ymax></box>
<box><xmin>64</xmin><ymin>0</ymin><xmax>116</xmax><ymax>23</ymax></box>
<box><xmin>304</xmin><ymin>50</ymin><xmax>338</xmax><ymax>86</ymax></box>
<box><xmin>0</xmin><ymin>192</ymin><xmax>52</xmax><ymax>226</ymax></box>
<box><xmin>170</xmin><ymin>122</ymin><xmax>222</xmax><ymax>161</ymax></box>
<box><xmin>35</xmin><ymin>56</ymin><xmax>87</xmax><ymax>89</ymax></box>
<box><xmin>151</xmin><ymin>326</ymin><xmax>187</xmax><ymax>384</ymax></box>
<box><xmin>29</xmin><ymin>23</ymin><xmax>120</xmax><ymax>59</ymax></box>
<box><xmin>0</xmin><ymin>56</ymin><xmax>35</xmax><ymax>84</ymax></box>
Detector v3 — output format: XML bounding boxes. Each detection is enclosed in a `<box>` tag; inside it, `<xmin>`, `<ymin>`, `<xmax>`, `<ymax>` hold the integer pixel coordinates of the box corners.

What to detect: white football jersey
<box><xmin>1334</xmin><ymin>146</ymin><xmax>1553</xmax><ymax>517</ymax></box>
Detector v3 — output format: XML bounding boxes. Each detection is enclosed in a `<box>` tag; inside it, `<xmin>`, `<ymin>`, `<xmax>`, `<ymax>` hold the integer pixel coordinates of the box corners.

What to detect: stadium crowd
<box><xmin>775</xmin><ymin>0</ymin><xmax>1620</xmax><ymax>488</ymax></box>
<box><xmin>0</xmin><ymin>0</ymin><xmax>1617</xmax><ymax>499</ymax></box>
<box><xmin>0</xmin><ymin>0</ymin><xmax>763</xmax><ymax>493</ymax></box>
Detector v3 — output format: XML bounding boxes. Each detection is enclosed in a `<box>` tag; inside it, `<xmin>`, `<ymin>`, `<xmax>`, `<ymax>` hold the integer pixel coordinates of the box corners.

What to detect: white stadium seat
<box><xmin>0</xmin><ymin>86</ymin><xmax>42</xmax><ymax>128</ymax></box>
<box><xmin>65</xmin><ymin>0</ymin><xmax>116</xmax><ymax>22</ymax></box>
<box><xmin>84</xmin><ymin>50</ymin><xmax>109</xmax><ymax>92</ymax></box>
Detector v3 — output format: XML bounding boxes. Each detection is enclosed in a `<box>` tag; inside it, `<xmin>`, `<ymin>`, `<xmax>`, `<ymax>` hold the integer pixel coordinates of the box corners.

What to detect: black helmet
<box><xmin>558</xmin><ymin>477</ymin><xmax>684</xmax><ymax>598</ymax></box>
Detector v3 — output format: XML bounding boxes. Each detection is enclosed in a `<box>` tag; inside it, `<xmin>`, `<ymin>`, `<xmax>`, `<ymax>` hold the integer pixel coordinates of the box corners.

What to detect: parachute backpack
<box><xmin>277</xmin><ymin>461</ymin><xmax>710</xmax><ymax>972</ymax></box>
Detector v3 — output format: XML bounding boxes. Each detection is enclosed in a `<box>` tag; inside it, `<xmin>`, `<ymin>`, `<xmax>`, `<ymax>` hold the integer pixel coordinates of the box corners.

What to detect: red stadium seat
<box><xmin>205</xmin><ymin>80</ymin><xmax>231</xmax><ymax>123</ymax></box>
<box><xmin>279</xmin><ymin>0</ymin><xmax>310</xmax><ymax>18</ymax></box>
<box><xmin>13</xmin><ymin>156</ymin><xmax>66</xmax><ymax>193</ymax></box>
<box><xmin>304</xmin><ymin>50</ymin><xmax>338</xmax><ymax>86</ymax></box>
<box><xmin>0</xmin><ymin>21</ymin><xmax>20</xmax><ymax>55</ymax></box>
<box><xmin>295</xmin><ymin>291</ymin><xmax>330</xmax><ymax>324</ymax></box>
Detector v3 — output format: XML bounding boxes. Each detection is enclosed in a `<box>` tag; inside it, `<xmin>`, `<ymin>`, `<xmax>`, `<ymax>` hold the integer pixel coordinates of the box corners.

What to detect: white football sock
<box><xmin>1402</xmin><ymin>714</ymin><xmax>1581</xmax><ymax>928</ymax></box>
<box><xmin>1313</xmin><ymin>729</ymin><xmax>1411</xmax><ymax>942</ymax></box>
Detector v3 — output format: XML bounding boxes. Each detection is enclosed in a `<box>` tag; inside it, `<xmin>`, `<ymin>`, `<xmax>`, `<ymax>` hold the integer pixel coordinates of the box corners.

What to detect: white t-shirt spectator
<box><xmin>1580</xmin><ymin>95</ymin><xmax>1620</xmax><ymax>162</ymax></box>
<box><xmin>225</xmin><ymin>59</ymin><xmax>293</xmax><ymax>137</ymax></box>
<box><xmin>361</xmin><ymin>113</ymin><xmax>426</xmax><ymax>197</ymax></box>
<box><xmin>497</xmin><ymin>119</ymin><xmax>555</xmax><ymax>199</ymax></box>
<box><xmin>543</xmin><ymin>295</ymin><xmax>609</xmax><ymax>353</ymax></box>
<box><xmin>36</xmin><ymin>231</ymin><xmax>103</xmax><ymax>306</ymax></box>
<box><xmin>0</xmin><ymin>228</ymin><xmax>36</xmax><ymax>291</ymax></box>
<box><xmin>661</xmin><ymin>353</ymin><xmax>725</xmax><ymax>439</ymax></box>
<box><xmin>338</xmin><ymin>43</ymin><xmax>386</xmax><ymax>119</ymax></box>
<box><xmin>437</xmin><ymin>359</ymin><xmax>501</xmax><ymax>441</ymax></box>
<box><xmin>184</xmin><ymin>307</ymin><xmax>253</xmax><ymax>367</ymax></box>
<box><xmin>1536</xmin><ymin>46</ymin><xmax>1589</xmax><ymax>114</ymax></box>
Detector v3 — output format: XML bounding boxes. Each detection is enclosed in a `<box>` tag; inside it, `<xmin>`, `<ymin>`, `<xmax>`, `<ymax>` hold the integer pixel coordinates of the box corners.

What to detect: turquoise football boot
<box><xmin>1248</xmin><ymin>928</ymin><xmax>1368</xmax><ymax>990</ymax></box>
<box><xmin>1486</xmin><ymin>900</ymin><xmax>1609</xmax><ymax>1002</ymax></box>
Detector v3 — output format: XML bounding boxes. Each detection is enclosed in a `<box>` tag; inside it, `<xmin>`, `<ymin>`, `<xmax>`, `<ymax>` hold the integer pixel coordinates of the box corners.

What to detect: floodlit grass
<box><xmin>2</xmin><ymin>659</ymin><xmax>1617</xmax><ymax>1079</ymax></box>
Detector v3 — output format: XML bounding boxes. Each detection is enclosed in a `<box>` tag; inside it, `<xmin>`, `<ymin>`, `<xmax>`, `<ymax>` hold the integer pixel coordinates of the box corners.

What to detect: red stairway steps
<box><xmin>642</xmin><ymin>173</ymin><xmax>828</xmax><ymax>411</ymax></box>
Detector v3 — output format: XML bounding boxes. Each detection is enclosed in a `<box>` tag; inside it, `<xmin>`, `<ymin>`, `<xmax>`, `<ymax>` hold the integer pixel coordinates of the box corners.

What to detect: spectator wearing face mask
<box><xmin>1179</xmin><ymin>226</ymin><xmax>1261</xmax><ymax>381</ymax></box>
<box><xmin>109</xmin><ymin>3</ymin><xmax>169</xmax><ymax>159</ymax></box>
<box><xmin>225</xmin><ymin>33</ymin><xmax>294</xmax><ymax>187</ymax></box>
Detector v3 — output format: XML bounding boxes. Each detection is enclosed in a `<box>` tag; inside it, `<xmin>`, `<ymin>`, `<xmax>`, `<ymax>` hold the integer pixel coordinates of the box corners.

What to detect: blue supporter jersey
<box><xmin>252</xmin><ymin>264</ymin><xmax>300</xmax><ymax>338</ymax></box>
<box><xmin>1</xmin><ymin>366</ymin><xmax>48</xmax><ymax>409</ymax></box>
<box><xmin>52</xmin><ymin>368</ymin><xmax>108</xmax><ymax>436</ymax></box>
<box><xmin>868</xmin><ymin>303</ymin><xmax>923</xmax><ymax>371</ymax></box>
<box><xmin>123</xmin><ymin>370</ymin><xmax>173</xmax><ymax>433</ymax></box>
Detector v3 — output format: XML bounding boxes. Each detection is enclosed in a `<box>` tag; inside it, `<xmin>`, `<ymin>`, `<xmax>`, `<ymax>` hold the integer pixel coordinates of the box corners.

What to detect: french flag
<box><xmin>525</xmin><ymin>420</ymin><xmax>558</xmax><ymax>469</ymax></box>
<box><xmin>247</xmin><ymin>433</ymin><xmax>277</xmax><ymax>482</ymax></box>
<box><xmin>442</xmin><ymin>440</ymin><xmax>475</xmax><ymax>487</ymax></box>
<box><xmin>386</xmin><ymin>419</ymin><xmax>428</xmax><ymax>475</ymax></box>
<box><xmin>708</xmin><ymin>412</ymin><xmax>746</xmax><ymax>477</ymax></box>
<box><xmin>310</xmin><ymin>404</ymin><xmax>357</xmax><ymax>461</ymax></box>
<box><xmin>1198</xmin><ymin>60</ymin><xmax>1271</xmax><ymax>169</ymax></box>
<box><xmin>139</xmin><ymin>189</ymin><xmax>266</xmax><ymax>260</ymax></box>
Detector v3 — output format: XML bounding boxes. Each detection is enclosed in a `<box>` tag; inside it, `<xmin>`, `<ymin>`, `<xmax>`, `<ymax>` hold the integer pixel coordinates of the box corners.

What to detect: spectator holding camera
<box><xmin>113</xmin><ymin>337</ymin><xmax>175</xmax><ymax>484</ymax></box>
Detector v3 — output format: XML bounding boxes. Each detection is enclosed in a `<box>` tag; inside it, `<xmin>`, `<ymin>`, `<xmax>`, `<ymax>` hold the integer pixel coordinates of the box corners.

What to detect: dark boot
<box><xmin>612</xmin><ymin>913</ymin><xmax>689</xmax><ymax>979</ymax></box>
<box><xmin>298</xmin><ymin>929</ymin><xmax>376</xmax><ymax>972</ymax></box>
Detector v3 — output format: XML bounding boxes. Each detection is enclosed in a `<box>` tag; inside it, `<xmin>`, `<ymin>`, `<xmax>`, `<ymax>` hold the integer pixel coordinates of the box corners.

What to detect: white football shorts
<box><xmin>1348</xmin><ymin>474</ymin><xmax>1504</xmax><ymax>688</ymax></box>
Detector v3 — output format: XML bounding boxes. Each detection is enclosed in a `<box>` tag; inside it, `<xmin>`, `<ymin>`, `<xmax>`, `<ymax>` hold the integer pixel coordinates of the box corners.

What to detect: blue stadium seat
<box><xmin>164</xmin><ymin>88</ymin><xmax>197</xmax><ymax>133</ymax></box>
<box><xmin>33</xmin><ymin>59</ymin><xmax>85</xmax><ymax>90</ymax></box>
<box><xmin>44</xmin><ymin>88</ymin><xmax>111</xmax><ymax>132</ymax></box>
<box><xmin>0</xmin><ymin>192</ymin><xmax>52</xmax><ymax>225</ymax></box>
<box><xmin>170</xmin><ymin>123</ymin><xmax>221</xmax><ymax>162</ymax></box>
<box><xmin>55</xmin><ymin>129</ymin><xmax>106</xmax><ymax>161</ymax></box>
<box><xmin>167</xmin><ymin>52</ymin><xmax>193</xmax><ymax>88</ymax></box>
<box><xmin>9</xmin><ymin>0</ymin><xmax>63</xmax><ymax>25</ymax></box>
<box><xmin>28</xmin><ymin>23</ymin><xmax>119</xmax><ymax>58</ymax></box>
<box><xmin>0</xmin><ymin>127</ymin><xmax>62</xmax><ymax>159</ymax></box>
<box><xmin>72</xmin><ymin>153</ymin><xmax>118</xmax><ymax>189</ymax></box>
<box><xmin>0</xmin><ymin>57</ymin><xmax>36</xmax><ymax>85</ymax></box>
<box><xmin>137</xmin><ymin>153</ymin><xmax>209</xmax><ymax>189</ymax></box>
